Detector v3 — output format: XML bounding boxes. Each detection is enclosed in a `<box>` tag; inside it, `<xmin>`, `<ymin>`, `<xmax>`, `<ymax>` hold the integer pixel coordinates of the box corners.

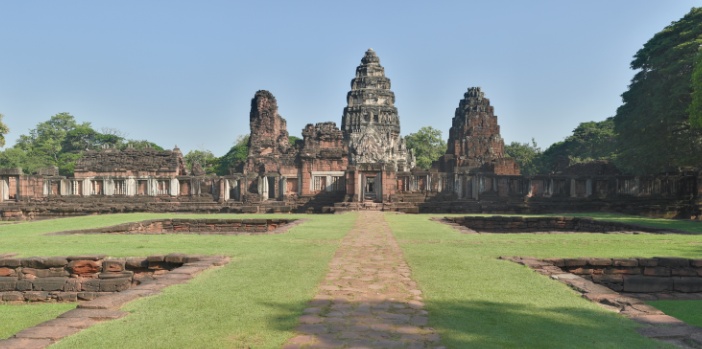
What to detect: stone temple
<box><xmin>0</xmin><ymin>49</ymin><xmax>699</xmax><ymax>219</ymax></box>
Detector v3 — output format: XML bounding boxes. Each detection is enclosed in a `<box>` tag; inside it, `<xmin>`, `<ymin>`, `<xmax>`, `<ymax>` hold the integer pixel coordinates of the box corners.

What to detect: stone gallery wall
<box><xmin>0</xmin><ymin>254</ymin><xmax>195</xmax><ymax>302</ymax></box>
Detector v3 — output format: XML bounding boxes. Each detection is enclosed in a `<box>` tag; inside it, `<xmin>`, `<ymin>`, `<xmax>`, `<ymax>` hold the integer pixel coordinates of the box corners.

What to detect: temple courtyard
<box><xmin>1</xmin><ymin>211</ymin><xmax>702</xmax><ymax>348</ymax></box>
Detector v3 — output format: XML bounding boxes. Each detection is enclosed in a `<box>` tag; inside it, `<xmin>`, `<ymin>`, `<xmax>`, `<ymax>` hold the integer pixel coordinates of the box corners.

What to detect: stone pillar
<box><xmin>570</xmin><ymin>179</ymin><xmax>576</xmax><ymax>198</ymax></box>
<box><xmin>258</xmin><ymin>176</ymin><xmax>268</xmax><ymax>201</ymax></box>
<box><xmin>82</xmin><ymin>178</ymin><xmax>92</xmax><ymax>197</ymax></box>
<box><xmin>105</xmin><ymin>179</ymin><xmax>114</xmax><ymax>196</ymax></box>
<box><xmin>280</xmin><ymin>176</ymin><xmax>286</xmax><ymax>199</ymax></box>
<box><xmin>223</xmin><ymin>179</ymin><xmax>230</xmax><ymax>201</ymax></box>
<box><xmin>586</xmin><ymin>179</ymin><xmax>593</xmax><ymax>197</ymax></box>
<box><xmin>43</xmin><ymin>180</ymin><xmax>50</xmax><ymax>196</ymax></box>
<box><xmin>170</xmin><ymin>178</ymin><xmax>179</xmax><ymax>197</ymax></box>
<box><xmin>355</xmin><ymin>172</ymin><xmax>362</xmax><ymax>202</ymax></box>
<box><xmin>126</xmin><ymin>177</ymin><xmax>136</xmax><ymax>196</ymax></box>
<box><xmin>148</xmin><ymin>178</ymin><xmax>157</xmax><ymax>196</ymax></box>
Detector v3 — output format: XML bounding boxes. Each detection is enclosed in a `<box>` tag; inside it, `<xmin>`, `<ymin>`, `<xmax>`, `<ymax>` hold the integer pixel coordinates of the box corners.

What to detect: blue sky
<box><xmin>0</xmin><ymin>1</ymin><xmax>699</xmax><ymax>156</ymax></box>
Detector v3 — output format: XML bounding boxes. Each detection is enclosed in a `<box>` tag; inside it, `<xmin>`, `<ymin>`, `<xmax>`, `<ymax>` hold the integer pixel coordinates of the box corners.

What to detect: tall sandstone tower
<box><xmin>341</xmin><ymin>49</ymin><xmax>414</xmax><ymax>171</ymax></box>
<box><xmin>440</xmin><ymin>87</ymin><xmax>519</xmax><ymax>175</ymax></box>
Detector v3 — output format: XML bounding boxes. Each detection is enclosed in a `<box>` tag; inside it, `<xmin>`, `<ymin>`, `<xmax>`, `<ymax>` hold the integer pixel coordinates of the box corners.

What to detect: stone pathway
<box><xmin>283</xmin><ymin>211</ymin><xmax>443</xmax><ymax>349</ymax></box>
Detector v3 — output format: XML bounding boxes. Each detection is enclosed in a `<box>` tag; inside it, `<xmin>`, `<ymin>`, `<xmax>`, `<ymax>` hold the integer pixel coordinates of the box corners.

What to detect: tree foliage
<box><xmin>538</xmin><ymin>118</ymin><xmax>618</xmax><ymax>173</ymax></box>
<box><xmin>0</xmin><ymin>113</ymin><xmax>161</xmax><ymax>175</ymax></box>
<box><xmin>404</xmin><ymin>126</ymin><xmax>447</xmax><ymax>170</ymax></box>
<box><xmin>0</xmin><ymin>114</ymin><xmax>9</xmax><ymax>148</ymax></box>
<box><xmin>216</xmin><ymin>135</ymin><xmax>249</xmax><ymax>175</ymax></box>
<box><xmin>613</xmin><ymin>7</ymin><xmax>702</xmax><ymax>174</ymax></box>
<box><xmin>504</xmin><ymin>139</ymin><xmax>542</xmax><ymax>176</ymax></box>
<box><xmin>184</xmin><ymin>149</ymin><xmax>218</xmax><ymax>175</ymax></box>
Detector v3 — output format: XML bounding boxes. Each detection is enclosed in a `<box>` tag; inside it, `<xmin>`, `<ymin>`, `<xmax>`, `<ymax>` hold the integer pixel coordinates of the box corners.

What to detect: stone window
<box><xmin>156</xmin><ymin>180</ymin><xmax>169</xmax><ymax>195</ymax></box>
<box><xmin>114</xmin><ymin>180</ymin><xmax>126</xmax><ymax>195</ymax></box>
<box><xmin>330</xmin><ymin>176</ymin><xmax>345</xmax><ymax>192</ymax></box>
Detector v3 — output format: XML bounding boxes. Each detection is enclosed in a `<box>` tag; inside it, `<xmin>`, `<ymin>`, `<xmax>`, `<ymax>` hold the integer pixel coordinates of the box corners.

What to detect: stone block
<box><xmin>100</xmin><ymin>277</ymin><xmax>132</xmax><ymax>292</ymax></box>
<box><xmin>16</xmin><ymin>279</ymin><xmax>33</xmax><ymax>291</ymax></box>
<box><xmin>69</xmin><ymin>260</ymin><xmax>101</xmax><ymax>275</ymax></box>
<box><xmin>103</xmin><ymin>258</ymin><xmax>125</xmax><ymax>272</ymax></box>
<box><xmin>563</xmin><ymin>258</ymin><xmax>588</xmax><ymax>267</ymax></box>
<box><xmin>58</xmin><ymin>292</ymin><xmax>78</xmax><ymax>302</ymax></box>
<box><xmin>612</xmin><ymin>259</ymin><xmax>639</xmax><ymax>267</ymax></box>
<box><xmin>164</xmin><ymin>253</ymin><xmax>187</xmax><ymax>264</ymax></box>
<box><xmin>592</xmin><ymin>274</ymin><xmax>623</xmax><ymax>284</ymax></box>
<box><xmin>77</xmin><ymin>292</ymin><xmax>100</xmax><ymax>301</ymax></box>
<box><xmin>125</xmin><ymin>257</ymin><xmax>148</xmax><ymax>269</ymax></box>
<box><xmin>44</xmin><ymin>256</ymin><xmax>68</xmax><ymax>267</ymax></box>
<box><xmin>98</xmin><ymin>271</ymin><xmax>134</xmax><ymax>279</ymax></box>
<box><xmin>0</xmin><ymin>258</ymin><xmax>20</xmax><ymax>267</ymax></box>
<box><xmin>691</xmin><ymin>259</ymin><xmax>702</xmax><ymax>267</ymax></box>
<box><xmin>33</xmin><ymin>277</ymin><xmax>68</xmax><ymax>291</ymax></box>
<box><xmin>672</xmin><ymin>267</ymin><xmax>698</xmax><ymax>277</ymax></box>
<box><xmin>0</xmin><ymin>267</ymin><xmax>16</xmax><ymax>277</ymax></box>
<box><xmin>622</xmin><ymin>276</ymin><xmax>673</xmax><ymax>293</ymax></box>
<box><xmin>146</xmin><ymin>255</ymin><xmax>165</xmax><ymax>262</ymax></box>
<box><xmin>2</xmin><ymin>291</ymin><xmax>24</xmax><ymax>302</ymax></box>
<box><xmin>673</xmin><ymin>277</ymin><xmax>702</xmax><ymax>293</ymax></box>
<box><xmin>638</xmin><ymin>258</ymin><xmax>658</xmax><ymax>267</ymax></box>
<box><xmin>587</xmin><ymin>258</ymin><xmax>612</xmax><ymax>266</ymax></box>
<box><xmin>24</xmin><ymin>291</ymin><xmax>50</xmax><ymax>302</ymax></box>
<box><xmin>21</xmin><ymin>257</ymin><xmax>47</xmax><ymax>268</ymax></box>
<box><xmin>21</xmin><ymin>267</ymin><xmax>69</xmax><ymax>278</ymax></box>
<box><xmin>0</xmin><ymin>278</ymin><xmax>17</xmax><ymax>291</ymax></box>
<box><xmin>605</xmin><ymin>267</ymin><xmax>640</xmax><ymax>275</ymax></box>
<box><xmin>656</xmin><ymin>257</ymin><xmax>689</xmax><ymax>268</ymax></box>
<box><xmin>82</xmin><ymin>278</ymin><xmax>101</xmax><ymax>292</ymax></box>
<box><xmin>643</xmin><ymin>267</ymin><xmax>670</xmax><ymax>277</ymax></box>
<box><xmin>64</xmin><ymin>278</ymin><xmax>80</xmax><ymax>292</ymax></box>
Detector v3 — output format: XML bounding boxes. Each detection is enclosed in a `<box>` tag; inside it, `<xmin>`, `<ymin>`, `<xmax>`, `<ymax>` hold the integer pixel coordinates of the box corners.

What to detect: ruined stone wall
<box><xmin>548</xmin><ymin>257</ymin><xmax>702</xmax><ymax>293</ymax></box>
<box><xmin>443</xmin><ymin>216</ymin><xmax>682</xmax><ymax>234</ymax></box>
<box><xmin>0</xmin><ymin>254</ymin><xmax>190</xmax><ymax>302</ymax></box>
<box><xmin>74</xmin><ymin>147</ymin><xmax>187</xmax><ymax>178</ymax></box>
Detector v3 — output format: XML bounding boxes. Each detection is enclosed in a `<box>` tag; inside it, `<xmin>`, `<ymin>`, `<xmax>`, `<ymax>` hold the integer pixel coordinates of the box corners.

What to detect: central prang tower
<box><xmin>341</xmin><ymin>49</ymin><xmax>414</xmax><ymax>171</ymax></box>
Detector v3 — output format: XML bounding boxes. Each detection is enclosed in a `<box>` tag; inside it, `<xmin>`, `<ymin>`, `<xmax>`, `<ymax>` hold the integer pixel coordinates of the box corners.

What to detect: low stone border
<box><xmin>49</xmin><ymin>218</ymin><xmax>305</xmax><ymax>236</ymax></box>
<box><xmin>505</xmin><ymin>256</ymin><xmax>702</xmax><ymax>348</ymax></box>
<box><xmin>0</xmin><ymin>255</ymin><xmax>229</xmax><ymax>349</ymax></box>
<box><xmin>438</xmin><ymin>216</ymin><xmax>690</xmax><ymax>234</ymax></box>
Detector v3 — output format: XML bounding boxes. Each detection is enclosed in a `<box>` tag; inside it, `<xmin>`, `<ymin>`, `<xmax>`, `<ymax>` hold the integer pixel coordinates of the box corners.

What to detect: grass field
<box><xmin>1</xmin><ymin>212</ymin><xmax>700</xmax><ymax>348</ymax></box>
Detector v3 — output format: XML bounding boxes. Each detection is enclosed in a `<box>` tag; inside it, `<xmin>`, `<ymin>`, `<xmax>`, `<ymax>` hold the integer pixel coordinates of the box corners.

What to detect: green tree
<box><xmin>184</xmin><ymin>149</ymin><xmax>218</xmax><ymax>175</ymax></box>
<box><xmin>217</xmin><ymin>135</ymin><xmax>250</xmax><ymax>175</ymax></box>
<box><xmin>0</xmin><ymin>114</ymin><xmax>9</xmax><ymax>148</ymax></box>
<box><xmin>504</xmin><ymin>139</ymin><xmax>542</xmax><ymax>175</ymax></box>
<box><xmin>538</xmin><ymin>118</ymin><xmax>618</xmax><ymax>173</ymax></box>
<box><xmin>404</xmin><ymin>126</ymin><xmax>447</xmax><ymax>170</ymax></box>
<box><xmin>613</xmin><ymin>7</ymin><xmax>702</xmax><ymax>174</ymax></box>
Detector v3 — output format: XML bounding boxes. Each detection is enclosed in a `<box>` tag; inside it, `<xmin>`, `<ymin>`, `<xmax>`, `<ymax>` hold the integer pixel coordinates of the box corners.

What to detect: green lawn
<box><xmin>1</xmin><ymin>212</ymin><xmax>699</xmax><ymax>348</ymax></box>
<box><xmin>385</xmin><ymin>213</ymin><xmax>700</xmax><ymax>348</ymax></box>
<box><xmin>648</xmin><ymin>300</ymin><xmax>702</xmax><ymax>328</ymax></box>
<box><xmin>0</xmin><ymin>213</ymin><xmax>356</xmax><ymax>348</ymax></box>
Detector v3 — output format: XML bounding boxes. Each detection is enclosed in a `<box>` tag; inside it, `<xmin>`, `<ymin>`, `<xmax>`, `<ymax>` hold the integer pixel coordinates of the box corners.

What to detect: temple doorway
<box><xmin>363</xmin><ymin>175</ymin><xmax>378</xmax><ymax>202</ymax></box>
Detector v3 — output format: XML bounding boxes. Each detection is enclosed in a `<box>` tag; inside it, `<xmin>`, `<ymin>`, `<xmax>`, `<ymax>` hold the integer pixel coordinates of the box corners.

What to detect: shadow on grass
<box><xmin>264</xmin><ymin>298</ymin><xmax>658</xmax><ymax>348</ymax></box>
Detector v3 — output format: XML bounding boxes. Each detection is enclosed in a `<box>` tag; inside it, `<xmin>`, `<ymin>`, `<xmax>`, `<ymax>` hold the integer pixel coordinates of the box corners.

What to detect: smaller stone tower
<box><xmin>440</xmin><ymin>87</ymin><xmax>519</xmax><ymax>175</ymax></box>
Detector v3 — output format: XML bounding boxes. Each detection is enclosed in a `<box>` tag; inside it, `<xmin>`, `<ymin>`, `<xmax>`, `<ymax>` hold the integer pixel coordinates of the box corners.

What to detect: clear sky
<box><xmin>0</xmin><ymin>1</ymin><xmax>699</xmax><ymax>156</ymax></box>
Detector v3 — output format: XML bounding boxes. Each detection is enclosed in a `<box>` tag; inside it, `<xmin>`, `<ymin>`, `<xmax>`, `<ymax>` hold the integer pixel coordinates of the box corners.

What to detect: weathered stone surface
<box><xmin>673</xmin><ymin>277</ymin><xmax>702</xmax><ymax>293</ymax></box>
<box><xmin>102</xmin><ymin>259</ymin><xmax>125</xmax><ymax>272</ymax></box>
<box><xmin>21</xmin><ymin>257</ymin><xmax>46</xmax><ymax>268</ymax></box>
<box><xmin>1</xmin><ymin>291</ymin><xmax>23</xmax><ymax>302</ymax></box>
<box><xmin>99</xmin><ymin>278</ymin><xmax>131</xmax><ymax>292</ymax></box>
<box><xmin>0</xmin><ymin>267</ymin><xmax>16</xmax><ymax>277</ymax></box>
<box><xmin>656</xmin><ymin>257</ymin><xmax>689</xmax><ymax>268</ymax></box>
<box><xmin>0</xmin><ymin>258</ymin><xmax>20</xmax><ymax>268</ymax></box>
<box><xmin>23</xmin><ymin>291</ymin><xmax>49</xmax><ymax>302</ymax></box>
<box><xmin>81</xmin><ymin>279</ymin><xmax>101</xmax><ymax>292</ymax></box>
<box><xmin>32</xmin><ymin>277</ymin><xmax>68</xmax><ymax>291</ymax></box>
<box><xmin>438</xmin><ymin>87</ymin><xmax>519</xmax><ymax>175</ymax></box>
<box><xmin>125</xmin><ymin>257</ymin><xmax>148</xmax><ymax>269</ymax></box>
<box><xmin>58</xmin><ymin>308</ymin><xmax>128</xmax><ymax>320</ymax></box>
<box><xmin>68</xmin><ymin>260</ymin><xmax>101</xmax><ymax>275</ymax></box>
<box><xmin>622</xmin><ymin>276</ymin><xmax>673</xmax><ymax>293</ymax></box>
<box><xmin>164</xmin><ymin>253</ymin><xmax>187</xmax><ymax>264</ymax></box>
<box><xmin>0</xmin><ymin>278</ymin><xmax>17</xmax><ymax>291</ymax></box>
<box><xmin>21</xmin><ymin>267</ymin><xmax>68</xmax><ymax>278</ymax></box>
<box><xmin>612</xmin><ymin>258</ymin><xmax>638</xmax><ymax>267</ymax></box>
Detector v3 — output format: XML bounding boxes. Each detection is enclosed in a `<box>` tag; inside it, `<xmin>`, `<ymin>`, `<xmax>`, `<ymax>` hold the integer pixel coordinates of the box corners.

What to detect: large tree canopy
<box><xmin>404</xmin><ymin>126</ymin><xmax>446</xmax><ymax>170</ymax></box>
<box><xmin>614</xmin><ymin>7</ymin><xmax>702</xmax><ymax>174</ymax></box>
<box><xmin>504</xmin><ymin>139</ymin><xmax>542</xmax><ymax>176</ymax></box>
<box><xmin>0</xmin><ymin>113</ymin><xmax>161</xmax><ymax>175</ymax></box>
<box><xmin>0</xmin><ymin>114</ymin><xmax>9</xmax><ymax>148</ymax></box>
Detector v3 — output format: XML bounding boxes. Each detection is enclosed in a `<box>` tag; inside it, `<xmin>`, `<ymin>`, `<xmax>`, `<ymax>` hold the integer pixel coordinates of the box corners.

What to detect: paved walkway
<box><xmin>283</xmin><ymin>211</ymin><xmax>443</xmax><ymax>349</ymax></box>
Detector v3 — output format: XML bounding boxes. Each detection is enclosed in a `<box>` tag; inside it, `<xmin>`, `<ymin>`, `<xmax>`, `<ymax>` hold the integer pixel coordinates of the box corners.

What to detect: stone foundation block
<box><xmin>623</xmin><ymin>276</ymin><xmax>673</xmax><ymax>293</ymax></box>
<box><xmin>16</xmin><ymin>280</ymin><xmax>33</xmax><ymax>291</ymax></box>
<box><xmin>638</xmin><ymin>259</ymin><xmax>658</xmax><ymax>267</ymax></box>
<box><xmin>656</xmin><ymin>257</ymin><xmax>690</xmax><ymax>268</ymax></box>
<box><xmin>82</xmin><ymin>279</ymin><xmax>101</xmax><ymax>292</ymax></box>
<box><xmin>69</xmin><ymin>260</ymin><xmax>101</xmax><ymax>275</ymax></box>
<box><xmin>164</xmin><ymin>253</ymin><xmax>187</xmax><ymax>264</ymax></box>
<box><xmin>613</xmin><ymin>258</ymin><xmax>638</xmax><ymax>267</ymax></box>
<box><xmin>563</xmin><ymin>258</ymin><xmax>588</xmax><ymax>267</ymax></box>
<box><xmin>44</xmin><ymin>257</ymin><xmax>68</xmax><ymax>267</ymax></box>
<box><xmin>673</xmin><ymin>277</ymin><xmax>702</xmax><ymax>293</ymax></box>
<box><xmin>592</xmin><ymin>274</ymin><xmax>623</xmax><ymax>284</ymax></box>
<box><xmin>0</xmin><ymin>278</ymin><xmax>17</xmax><ymax>291</ymax></box>
<box><xmin>24</xmin><ymin>291</ymin><xmax>50</xmax><ymax>302</ymax></box>
<box><xmin>33</xmin><ymin>277</ymin><xmax>68</xmax><ymax>291</ymax></box>
<box><xmin>77</xmin><ymin>292</ymin><xmax>100</xmax><ymax>301</ymax></box>
<box><xmin>103</xmin><ymin>259</ymin><xmax>125</xmax><ymax>272</ymax></box>
<box><xmin>587</xmin><ymin>258</ymin><xmax>613</xmax><ymax>266</ymax></box>
<box><xmin>57</xmin><ymin>292</ymin><xmax>78</xmax><ymax>302</ymax></box>
<box><xmin>0</xmin><ymin>258</ymin><xmax>20</xmax><ymax>267</ymax></box>
<box><xmin>643</xmin><ymin>267</ymin><xmax>670</xmax><ymax>277</ymax></box>
<box><xmin>100</xmin><ymin>278</ymin><xmax>131</xmax><ymax>292</ymax></box>
<box><xmin>691</xmin><ymin>259</ymin><xmax>702</xmax><ymax>267</ymax></box>
<box><xmin>1</xmin><ymin>291</ymin><xmax>23</xmax><ymax>302</ymax></box>
<box><xmin>22</xmin><ymin>267</ymin><xmax>69</xmax><ymax>278</ymax></box>
<box><xmin>64</xmin><ymin>278</ymin><xmax>80</xmax><ymax>292</ymax></box>
<box><xmin>125</xmin><ymin>257</ymin><xmax>148</xmax><ymax>269</ymax></box>
<box><xmin>0</xmin><ymin>267</ymin><xmax>16</xmax><ymax>277</ymax></box>
<box><xmin>672</xmin><ymin>267</ymin><xmax>699</xmax><ymax>276</ymax></box>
